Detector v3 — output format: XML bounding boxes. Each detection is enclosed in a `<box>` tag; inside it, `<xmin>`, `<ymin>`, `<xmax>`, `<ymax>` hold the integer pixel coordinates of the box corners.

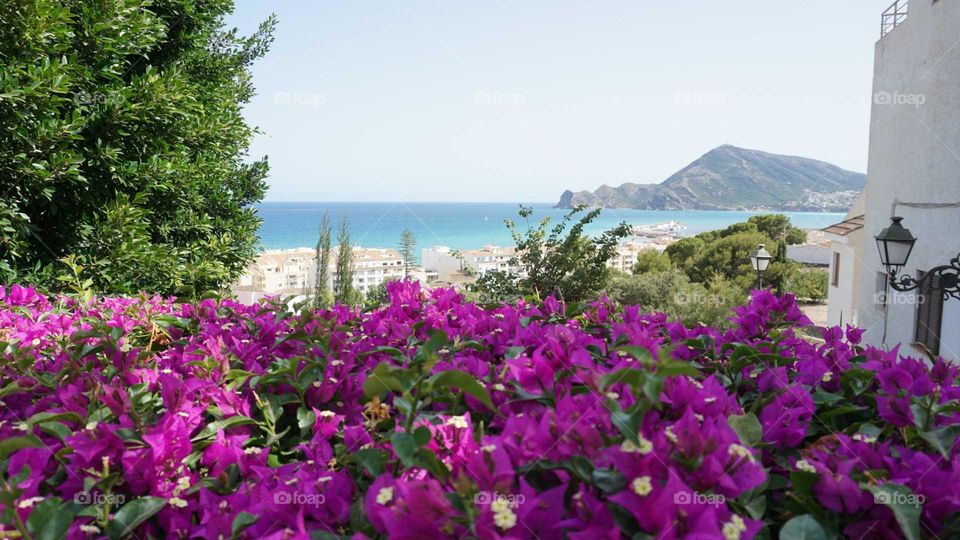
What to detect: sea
<box><xmin>256</xmin><ymin>202</ymin><xmax>844</xmax><ymax>253</ymax></box>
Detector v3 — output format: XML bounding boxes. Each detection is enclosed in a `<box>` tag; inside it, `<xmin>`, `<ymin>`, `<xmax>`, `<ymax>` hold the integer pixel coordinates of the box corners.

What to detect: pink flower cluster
<box><xmin>0</xmin><ymin>281</ymin><xmax>958</xmax><ymax>539</ymax></box>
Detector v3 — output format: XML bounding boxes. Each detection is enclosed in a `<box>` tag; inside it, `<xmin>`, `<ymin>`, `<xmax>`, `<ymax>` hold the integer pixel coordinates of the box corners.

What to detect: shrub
<box><xmin>632</xmin><ymin>249</ymin><xmax>673</xmax><ymax>274</ymax></box>
<box><xmin>791</xmin><ymin>269</ymin><xmax>829</xmax><ymax>302</ymax></box>
<box><xmin>0</xmin><ymin>282</ymin><xmax>957</xmax><ymax>539</ymax></box>
<box><xmin>606</xmin><ymin>269</ymin><xmax>746</xmax><ymax>328</ymax></box>
<box><xmin>0</xmin><ymin>1</ymin><xmax>274</xmax><ymax>296</ymax></box>
<box><xmin>471</xmin><ymin>205</ymin><xmax>630</xmax><ymax>303</ymax></box>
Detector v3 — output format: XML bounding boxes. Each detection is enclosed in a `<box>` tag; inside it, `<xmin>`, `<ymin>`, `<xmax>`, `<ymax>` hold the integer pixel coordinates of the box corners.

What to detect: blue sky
<box><xmin>228</xmin><ymin>1</ymin><xmax>884</xmax><ymax>203</ymax></box>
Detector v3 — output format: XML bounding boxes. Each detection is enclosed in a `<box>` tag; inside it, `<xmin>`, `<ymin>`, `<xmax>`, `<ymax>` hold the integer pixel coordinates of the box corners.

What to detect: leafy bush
<box><xmin>606</xmin><ymin>269</ymin><xmax>746</xmax><ymax>328</ymax></box>
<box><xmin>1</xmin><ymin>282</ymin><xmax>958</xmax><ymax>539</ymax></box>
<box><xmin>790</xmin><ymin>269</ymin><xmax>829</xmax><ymax>302</ymax></box>
<box><xmin>0</xmin><ymin>1</ymin><xmax>274</xmax><ymax>296</ymax></box>
<box><xmin>631</xmin><ymin>249</ymin><xmax>673</xmax><ymax>274</ymax></box>
<box><xmin>471</xmin><ymin>205</ymin><xmax>630</xmax><ymax>303</ymax></box>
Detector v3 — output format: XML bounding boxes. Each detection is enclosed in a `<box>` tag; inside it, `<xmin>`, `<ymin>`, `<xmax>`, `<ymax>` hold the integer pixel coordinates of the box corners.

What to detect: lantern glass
<box><xmin>875</xmin><ymin>217</ymin><xmax>916</xmax><ymax>271</ymax></box>
<box><xmin>750</xmin><ymin>244</ymin><xmax>773</xmax><ymax>272</ymax></box>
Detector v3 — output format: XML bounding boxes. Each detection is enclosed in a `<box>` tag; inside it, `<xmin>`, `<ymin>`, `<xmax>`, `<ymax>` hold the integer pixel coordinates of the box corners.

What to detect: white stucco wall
<box><xmin>857</xmin><ymin>0</ymin><xmax>960</xmax><ymax>359</ymax></box>
<box><xmin>826</xmin><ymin>229</ymin><xmax>863</xmax><ymax>328</ymax></box>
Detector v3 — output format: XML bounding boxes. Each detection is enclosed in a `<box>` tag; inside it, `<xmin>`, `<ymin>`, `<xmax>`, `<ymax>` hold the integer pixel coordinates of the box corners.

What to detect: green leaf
<box><xmin>591</xmin><ymin>468</ymin><xmax>626</xmax><ymax>494</ymax></box>
<box><xmin>789</xmin><ymin>470</ymin><xmax>818</xmax><ymax>496</ymax></box>
<box><xmin>27</xmin><ymin>498</ymin><xmax>72</xmax><ymax>540</ymax></box>
<box><xmin>428</xmin><ymin>370</ymin><xmax>496</xmax><ymax>411</ymax></box>
<box><xmin>779</xmin><ymin>515</ymin><xmax>828</xmax><ymax>540</ymax></box>
<box><xmin>39</xmin><ymin>421</ymin><xmax>72</xmax><ymax>441</ymax></box>
<box><xmin>391</xmin><ymin>432</ymin><xmax>417</xmax><ymax>467</ymax></box>
<box><xmin>0</xmin><ymin>381</ymin><xmax>26</xmax><ymax>400</ymax></box>
<box><xmin>191</xmin><ymin>415</ymin><xmax>257</xmax><ymax>442</ymax></box>
<box><xmin>0</xmin><ymin>435</ymin><xmax>43</xmax><ymax>461</ymax></box>
<box><xmin>864</xmin><ymin>484</ymin><xmax>922</xmax><ymax>540</ymax></box>
<box><xmin>26</xmin><ymin>411</ymin><xmax>82</xmax><ymax>427</ymax></box>
<box><xmin>504</xmin><ymin>346</ymin><xmax>526</xmax><ymax>358</ymax></box>
<box><xmin>918</xmin><ymin>425</ymin><xmax>960</xmax><ymax>459</ymax></box>
<box><xmin>412</xmin><ymin>447</ymin><xmax>450</xmax><ymax>481</ymax></box>
<box><xmin>106</xmin><ymin>496</ymin><xmax>167</xmax><ymax>540</ymax></box>
<box><xmin>362</xmin><ymin>363</ymin><xmax>407</xmax><ymax>398</ymax></box>
<box><xmin>351</xmin><ymin>448</ymin><xmax>388</xmax><ymax>476</ymax></box>
<box><xmin>231</xmin><ymin>512</ymin><xmax>258</xmax><ymax>536</ymax></box>
<box><xmin>413</xmin><ymin>426</ymin><xmax>432</xmax><ymax>447</ymax></box>
<box><xmin>728</xmin><ymin>413</ymin><xmax>763</xmax><ymax>446</ymax></box>
<box><xmin>414</xmin><ymin>329</ymin><xmax>448</xmax><ymax>364</ymax></box>
<box><xmin>600</xmin><ymin>368</ymin><xmax>646</xmax><ymax>393</ymax></box>
<box><xmin>297</xmin><ymin>407</ymin><xmax>316</xmax><ymax>431</ymax></box>
<box><xmin>656</xmin><ymin>359</ymin><xmax>699</xmax><ymax>378</ymax></box>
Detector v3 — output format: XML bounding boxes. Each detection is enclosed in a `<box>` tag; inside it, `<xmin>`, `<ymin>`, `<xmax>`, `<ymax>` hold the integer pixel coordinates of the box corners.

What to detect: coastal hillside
<box><xmin>556</xmin><ymin>145</ymin><xmax>866</xmax><ymax>211</ymax></box>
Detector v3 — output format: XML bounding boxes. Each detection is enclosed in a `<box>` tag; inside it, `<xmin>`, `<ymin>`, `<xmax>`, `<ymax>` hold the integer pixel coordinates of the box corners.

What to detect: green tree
<box><xmin>605</xmin><ymin>269</ymin><xmax>746</xmax><ymax>328</ymax></box>
<box><xmin>607</xmin><ymin>269</ymin><xmax>689</xmax><ymax>308</ymax></box>
<box><xmin>745</xmin><ymin>214</ymin><xmax>807</xmax><ymax>245</ymax></box>
<box><xmin>0</xmin><ymin>1</ymin><xmax>274</xmax><ymax>295</ymax></box>
<box><xmin>687</xmin><ymin>230</ymin><xmax>773</xmax><ymax>290</ymax></box>
<box><xmin>313</xmin><ymin>212</ymin><xmax>332</xmax><ymax>308</ymax></box>
<box><xmin>791</xmin><ymin>269</ymin><xmax>828</xmax><ymax>302</ymax></box>
<box><xmin>398</xmin><ymin>229</ymin><xmax>417</xmax><ymax>277</ymax></box>
<box><xmin>472</xmin><ymin>205</ymin><xmax>630</xmax><ymax>304</ymax></box>
<box><xmin>333</xmin><ymin>218</ymin><xmax>356</xmax><ymax>304</ymax></box>
<box><xmin>665</xmin><ymin>237</ymin><xmax>705</xmax><ymax>272</ymax></box>
<box><xmin>632</xmin><ymin>249</ymin><xmax>673</xmax><ymax>274</ymax></box>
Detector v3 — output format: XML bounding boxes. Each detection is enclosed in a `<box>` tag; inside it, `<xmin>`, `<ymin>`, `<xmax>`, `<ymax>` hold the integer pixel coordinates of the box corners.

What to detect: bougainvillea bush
<box><xmin>1</xmin><ymin>281</ymin><xmax>959</xmax><ymax>539</ymax></box>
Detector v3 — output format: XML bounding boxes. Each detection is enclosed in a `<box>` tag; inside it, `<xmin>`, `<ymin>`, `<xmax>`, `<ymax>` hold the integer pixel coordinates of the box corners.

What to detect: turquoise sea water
<box><xmin>256</xmin><ymin>202</ymin><xmax>844</xmax><ymax>252</ymax></box>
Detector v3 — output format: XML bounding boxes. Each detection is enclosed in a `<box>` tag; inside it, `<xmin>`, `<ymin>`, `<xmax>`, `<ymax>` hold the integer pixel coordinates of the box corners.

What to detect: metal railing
<box><xmin>881</xmin><ymin>0</ymin><xmax>909</xmax><ymax>38</ymax></box>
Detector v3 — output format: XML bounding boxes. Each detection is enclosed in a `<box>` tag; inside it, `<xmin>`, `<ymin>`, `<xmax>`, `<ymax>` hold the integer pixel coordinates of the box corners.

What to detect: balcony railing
<box><xmin>881</xmin><ymin>0</ymin><xmax>909</xmax><ymax>38</ymax></box>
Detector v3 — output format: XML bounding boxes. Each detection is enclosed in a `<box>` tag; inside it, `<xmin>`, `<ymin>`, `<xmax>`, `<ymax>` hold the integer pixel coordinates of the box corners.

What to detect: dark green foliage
<box><xmin>790</xmin><ymin>269</ymin><xmax>828</xmax><ymax>302</ymax></box>
<box><xmin>665</xmin><ymin>237</ymin><xmax>706</xmax><ymax>272</ymax></box>
<box><xmin>333</xmin><ymin>218</ymin><xmax>356</xmax><ymax>304</ymax></box>
<box><xmin>745</xmin><ymin>214</ymin><xmax>807</xmax><ymax>245</ymax></box>
<box><xmin>660</xmin><ymin>215</ymin><xmax>821</xmax><ymax>305</ymax></box>
<box><xmin>632</xmin><ymin>249</ymin><xmax>673</xmax><ymax>274</ymax></box>
<box><xmin>687</xmin><ymin>231</ymin><xmax>772</xmax><ymax>289</ymax></box>
<box><xmin>313</xmin><ymin>212</ymin><xmax>332</xmax><ymax>308</ymax></box>
<box><xmin>398</xmin><ymin>229</ymin><xmax>416</xmax><ymax>277</ymax></box>
<box><xmin>0</xmin><ymin>0</ymin><xmax>274</xmax><ymax>296</ymax></box>
<box><xmin>472</xmin><ymin>205</ymin><xmax>630</xmax><ymax>304</ymax></box>
<box><xmin>605</xmin><ymin>269</ymin><xmax>746</xmax><ymax>328</ymax></box>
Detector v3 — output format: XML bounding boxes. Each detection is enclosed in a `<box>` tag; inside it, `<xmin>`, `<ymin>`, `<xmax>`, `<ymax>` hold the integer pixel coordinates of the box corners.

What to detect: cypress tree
<box><xmin>398</xmin><ymin>229</ymin><xmax>417</xmax><ymax>277</ymax></box>
<box><xmin>313</xmin><ymin>212</ymin><xmax>332</xmax><ymax>308</ymax></box>
<box><xmin>333</xmin><ymin>218</ymin><xmax>355</xmax><ymax>304</ymax></box>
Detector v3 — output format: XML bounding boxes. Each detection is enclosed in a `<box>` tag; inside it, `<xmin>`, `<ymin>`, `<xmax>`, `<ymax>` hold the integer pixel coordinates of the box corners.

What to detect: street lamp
<box><xmin>876</xmin><ymin>216</ymin><xmax>960</xmax><ymax>300</ymax></box>
<box><xmin>750</xmin><ymin>244</ymin><xmax>773</xmax><ymax>289</ymax></box>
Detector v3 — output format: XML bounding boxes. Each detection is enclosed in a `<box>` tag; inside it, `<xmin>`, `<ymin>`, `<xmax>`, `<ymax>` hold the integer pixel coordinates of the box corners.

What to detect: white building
<box><xmin>825</xmin><ymin>0</ymin><xmax>960</xmax><ymax>358</ymax></box>
<box><xmin>348</xmin><ymin>247</ymin><xmax>407</xmax><ymax>293</ymax></box>
<box><xmin>823</xmin><ymin>195</ymin><xmax>866</xmax><ymax>328</ymax></box>
<box><xmin>606</xmin><ymin>243</ymin><xmax>666</xmax><ymax>273</ymax></box>
<box><xmin>233</xmin><ymin>246</ymin><xmax>407</xmax><ymax>303</ymax></box>
<box><xmin>422</xmin><ymin>246</ymin><xmax>518</xmax><ymax>279</ymax></box>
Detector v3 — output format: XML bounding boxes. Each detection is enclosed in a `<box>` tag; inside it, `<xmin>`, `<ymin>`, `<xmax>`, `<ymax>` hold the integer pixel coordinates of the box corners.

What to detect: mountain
<box><xmin>555</xmin><ymin>145</ymin><xmax>866</xmax><ymax>212</ymax></box>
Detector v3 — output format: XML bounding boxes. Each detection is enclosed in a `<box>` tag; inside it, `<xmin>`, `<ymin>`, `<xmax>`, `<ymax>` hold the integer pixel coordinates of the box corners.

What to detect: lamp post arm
<box><xmin>888</xmin><ymin>253</ymin><xmax>960</xmax><ymax>300</ymax></box>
